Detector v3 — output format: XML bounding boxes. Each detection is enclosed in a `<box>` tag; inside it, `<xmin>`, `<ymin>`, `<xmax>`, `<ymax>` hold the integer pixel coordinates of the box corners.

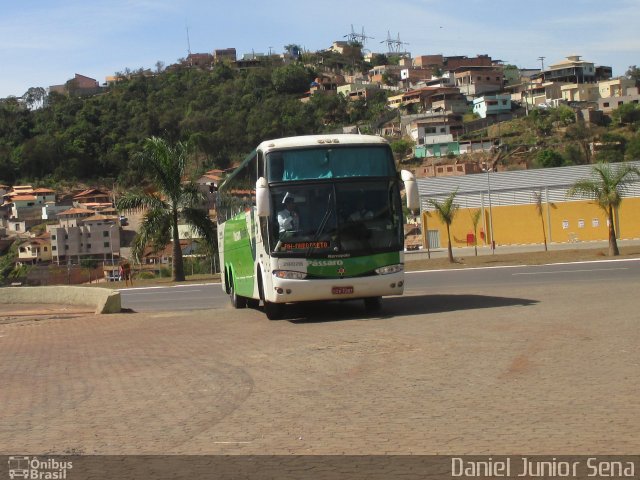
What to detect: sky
<box><xmin>1</xmin><ymin>0</ymin><xmax>639</xmax><ymax>99</ymax></box>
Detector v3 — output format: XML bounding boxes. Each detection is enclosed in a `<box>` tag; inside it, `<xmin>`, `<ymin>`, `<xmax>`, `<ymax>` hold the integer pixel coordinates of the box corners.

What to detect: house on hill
<box><xmin>72</xmin><ymin>188</ymin><xmax>112</xmax><ymax>210</ymax></box>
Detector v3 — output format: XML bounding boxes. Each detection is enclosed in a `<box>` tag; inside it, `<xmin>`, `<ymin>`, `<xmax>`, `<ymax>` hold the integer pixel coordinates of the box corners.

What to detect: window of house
<box><xmin>457</xmin><ymin>166</ymin><xmax>463</xmax><ymax>171</ymax></box>
<box><xmin>52</xmin><ymin>246</ymin><xmax>57</xmax><ymax>251</ymax></box>
<box><xmin>64</xmin><ymin>234</ymin><xmax>68</xmax><ymax>239</ymax></box>
<box><xmin>87</xmin><ymin>244</ymin><xmax>91</xmax><ymax>249</ymax></box>
<box><xmin>65</xmin><ymin>245</ymin><xmax>69</xmax><ymax>250</ymax></box>
<box><xmin>44</xmin><ymin>247</ymin><xmax>48</xmax><ymax>251</ymax></box>
<box><xmin>618</xmin><ymin>101</ymin><xmax>624</xmax><ymax>106</ymax></box>
<box><xmin>603</xmin><ymin>102</ymin><xmax>609</xmax><ymax>107</ymax></box>
<box><xmin>437</xmin><ymin>167</ymin><xmax>444</xmax><ymax>173</ymax></box>
<box><xmin>104</xmin><ymin>242</ymin><xmax>110</xmax><ymax>248</ymax></box>
<box><xmin>447</xmin><ymin>166</ymin><xmax>453</xmax><ymax>172</ymax></box>
<box><xmin>103</xmin><ymin>231</ymin><xmax>109</xmax><ymax>237</ymax></box>
<box><xmin>51</xmin><ymin>235</ymin><xmax>56</xmax><ymax>240</ymax></box>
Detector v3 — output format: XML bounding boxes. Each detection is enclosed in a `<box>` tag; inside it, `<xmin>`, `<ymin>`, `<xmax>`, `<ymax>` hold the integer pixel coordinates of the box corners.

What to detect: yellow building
<box><xmin>416</xmin><ymin>162</ymin><xmax>640</xmax><ymax>249</ymax></box>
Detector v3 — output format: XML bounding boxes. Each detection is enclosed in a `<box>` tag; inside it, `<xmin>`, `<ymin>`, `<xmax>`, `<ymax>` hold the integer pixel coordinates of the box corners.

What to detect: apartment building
<box><xmin>47</xmin><ymin>213</ymin><xmax>120</xmax><ymax>264</ymax></box>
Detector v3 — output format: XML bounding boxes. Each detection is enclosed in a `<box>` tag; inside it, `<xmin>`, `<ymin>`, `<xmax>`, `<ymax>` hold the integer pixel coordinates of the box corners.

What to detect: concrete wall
<box><xmin>0</xmin><ymin>286</ymin><xmax>121</xmax><ymax>314</ymax></box>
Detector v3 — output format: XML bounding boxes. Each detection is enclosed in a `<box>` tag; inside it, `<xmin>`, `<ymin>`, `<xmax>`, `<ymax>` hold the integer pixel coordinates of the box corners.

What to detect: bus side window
<box><xmin>268</xmin><ymin>153</ymin><xmax>284</xmax><ymax>182</ymax></box>
<box><xmin>257</xmin><ymin>150</ymin><xmax>265</xmax><ymax>179</ymax></box>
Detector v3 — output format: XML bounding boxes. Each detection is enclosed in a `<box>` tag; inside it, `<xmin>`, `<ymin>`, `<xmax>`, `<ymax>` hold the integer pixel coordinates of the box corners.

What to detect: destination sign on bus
<box><xmin>280</xmin><ymin>241</ymin><xmax>330</xmax><ymax>250</ymax></box>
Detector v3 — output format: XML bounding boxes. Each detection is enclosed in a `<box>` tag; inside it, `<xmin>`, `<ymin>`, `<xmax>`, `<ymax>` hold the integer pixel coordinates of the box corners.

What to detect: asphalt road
<box><xmin>119</xmin><ymin>258</ymin><xmax>640</xmax><ymax>314</ymax></box>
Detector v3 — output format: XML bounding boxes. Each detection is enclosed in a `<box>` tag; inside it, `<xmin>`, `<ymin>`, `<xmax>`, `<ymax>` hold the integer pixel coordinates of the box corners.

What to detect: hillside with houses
<box><xmin>1</xmin><ymin>38</ymin><xmax>639</xmax><ymax>284</ymax></box>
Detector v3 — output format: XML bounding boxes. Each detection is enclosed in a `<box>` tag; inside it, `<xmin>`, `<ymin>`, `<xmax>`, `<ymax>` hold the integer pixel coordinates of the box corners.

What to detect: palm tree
<box><xmin>568</xmin><ymin>162</ymin><xmax>640</xmax><ymax>256</ymax></box>
<box><xmin>428</xmin><ymin>189</ymin><xmax>459</xmax><ymax>263</ymax></box>
<box><xmin>533</xmin><ymin>191</ymin><xmax>548</xmax><ymax>251</ymax></box>
<box><xmin>469</xmin><ymin>208</ymin><xmax>482</xmax><ymax>256</ymax></box>
<box><xmin>116</xmin><ymin>137</ymin><xmax>216</xmax><ymax>281</ymax></box>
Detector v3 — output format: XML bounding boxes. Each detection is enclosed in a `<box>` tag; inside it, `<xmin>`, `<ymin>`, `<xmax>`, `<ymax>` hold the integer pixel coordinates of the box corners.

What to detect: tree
<box><xmin>625</xmin><ymin>65</ymin><xmax>640</xmax><ymax>83</ymax></box>
<box><xmin>271</xmin><ymin>64</ymin><xmax>313</xmax><ymax>94</ymax></box>
<box><xmin>535</xmin><ymin>149</ymin><xmax>565</xmax><ymax>168</ymax></box>
<box><xmin>611</xmin><ymin>103</ymin><xmax>640</xmax><ymax>126</ymax></box>
<box><xmin>428</xmin><ymin>189</ymin><xmax>459</xmax><ymax>263</ymax></box>
<box><xmin>469</xmin><ymin>209</ymin><xmax>482</xmax><ymax>256</ymax></box>
<box><xmin>533</xmin><ymin>191</ymin><xmax>548</xmax><ymax>251</ymax></box>
<box><xmin>115</xmin><ymin>137</ymin><xmax>216</xmax><ymax>281</ymax></box>
<box><xmin>568</xmin><ymin>162</ymin><xmax>640</xmax><ymax>256</ymax></box>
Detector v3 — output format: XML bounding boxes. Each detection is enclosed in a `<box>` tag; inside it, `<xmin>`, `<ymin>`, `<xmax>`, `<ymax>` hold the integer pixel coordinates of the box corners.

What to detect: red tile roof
<box><xmin>57</xmin><ymin>207</ymin><xmax>96</xmax><ymax>216</ymax></box>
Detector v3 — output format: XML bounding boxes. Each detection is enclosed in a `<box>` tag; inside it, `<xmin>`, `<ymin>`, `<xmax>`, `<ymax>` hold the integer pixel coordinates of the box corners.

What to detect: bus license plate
<box><xmin>332</xmin><ymin>286</ymin><xmax>354</xmax><ymax>295</ymax></box>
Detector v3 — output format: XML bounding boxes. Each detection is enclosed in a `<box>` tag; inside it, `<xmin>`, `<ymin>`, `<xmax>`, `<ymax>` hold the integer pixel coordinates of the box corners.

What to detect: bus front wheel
<box><xmin>264</xmin><ymin>301</ymin><xmax>284</xmax><ymax>320</ymax></box>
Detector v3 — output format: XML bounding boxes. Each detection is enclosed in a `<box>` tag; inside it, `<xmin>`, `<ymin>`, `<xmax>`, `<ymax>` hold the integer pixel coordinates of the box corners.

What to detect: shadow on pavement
<box><xmin>286</xmin><ymin>293</ymin><xmax>538</xmax><ymax>323</ymax></box>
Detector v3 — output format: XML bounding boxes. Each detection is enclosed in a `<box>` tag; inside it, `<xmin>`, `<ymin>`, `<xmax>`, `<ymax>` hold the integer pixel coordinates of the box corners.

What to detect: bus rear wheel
<box><xmin>264</xmin><ymin>301</ymin><xmax>284</xmax><ymax>320</ymax></box>
<box><xmin>230</xmin><ymin>281</ymin><xmax>247</xmax><ymax>309</ymax></box>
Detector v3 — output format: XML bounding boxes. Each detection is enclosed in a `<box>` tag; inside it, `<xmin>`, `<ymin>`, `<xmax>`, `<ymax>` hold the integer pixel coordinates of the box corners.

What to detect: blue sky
<box><xmin>2</xmin><ymin>0</ymin><xmax>639</xmax><ymax>99</ymax></box>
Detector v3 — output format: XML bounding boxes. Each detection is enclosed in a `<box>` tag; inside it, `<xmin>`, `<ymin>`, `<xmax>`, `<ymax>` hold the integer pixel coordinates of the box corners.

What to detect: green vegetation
<box><xmin>428</xmin><ymin>189</ymin><xmax>459</xmax><ymax>263</ymax></box>
<box><xmin>568</xmin><ymin>162</ymin><xmax>640</xmax><ymax>256</ymax></box>
<box><xmin>0</xmin><ymin>60</ymin><xmax>389</xmax><ymax>186</ymax></box>
<box><xmin>115</xmin><ymin>137</ymin><xmax>216</xmax><ymax>282</ymax></box>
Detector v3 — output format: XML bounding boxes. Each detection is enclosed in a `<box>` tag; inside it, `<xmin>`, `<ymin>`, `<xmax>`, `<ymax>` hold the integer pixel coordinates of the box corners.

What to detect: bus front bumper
<box><xmin>267</xmin><ymin>272</ymin><xmax>405</xmax><ymax>303</ymax></box>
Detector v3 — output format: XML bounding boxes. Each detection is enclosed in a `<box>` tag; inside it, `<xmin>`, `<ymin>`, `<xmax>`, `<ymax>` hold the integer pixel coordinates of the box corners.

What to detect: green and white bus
<box><xmin>217</xmin><ymin>134</ymin><xmax>419</xmax><ymax>319</ymax></box>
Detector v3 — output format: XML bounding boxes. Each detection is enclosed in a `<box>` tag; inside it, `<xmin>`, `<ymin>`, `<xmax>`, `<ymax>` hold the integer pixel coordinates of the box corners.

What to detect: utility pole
<box><xmin>537</xmin><ymin>56</ymin><xmax>546</xmax><ymax>72</ymax></box>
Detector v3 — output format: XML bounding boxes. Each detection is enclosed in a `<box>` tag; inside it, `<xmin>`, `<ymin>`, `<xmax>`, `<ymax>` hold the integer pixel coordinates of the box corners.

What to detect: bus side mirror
<box><xmin>256</xmin><ymin>177</ymin><xmax>271</xmax><ymax>217</ymax></box>
<box><xmin>401</xmin><ymin>170</ymin><xmax>420</xmax><ymax>213</ymax></box>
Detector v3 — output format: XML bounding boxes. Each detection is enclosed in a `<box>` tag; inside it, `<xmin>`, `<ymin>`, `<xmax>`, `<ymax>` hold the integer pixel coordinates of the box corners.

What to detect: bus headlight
<box><xmin>273</xmin><ymin>270</ymin><xmax>307</xmax><ymax>280</ymax></box>
<box><xmin>375</xmin><ymin>264</ymin><xmax>403</xmax><ymax>275</ymax></box>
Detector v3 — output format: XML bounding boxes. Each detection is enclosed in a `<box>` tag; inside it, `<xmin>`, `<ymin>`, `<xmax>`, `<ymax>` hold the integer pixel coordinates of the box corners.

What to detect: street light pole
<box><xmin>483</xmin><ymin>166</ymin><xmax>496</xmax><ymax>254</ymax></box>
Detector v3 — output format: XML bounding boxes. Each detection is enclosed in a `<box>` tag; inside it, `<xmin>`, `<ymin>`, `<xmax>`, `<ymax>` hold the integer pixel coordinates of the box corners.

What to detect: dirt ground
<box><xmin>405</xmin><ymin>245</ymin><xmax>640</xmax><ymax>271</ymax></box>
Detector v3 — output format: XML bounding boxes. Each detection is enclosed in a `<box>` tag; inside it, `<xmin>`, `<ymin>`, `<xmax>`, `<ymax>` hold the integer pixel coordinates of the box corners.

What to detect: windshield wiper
<box><xmin>306</xmin><ymin>191</ymin><xmax>334</xmax><ymax>258</ymax></box>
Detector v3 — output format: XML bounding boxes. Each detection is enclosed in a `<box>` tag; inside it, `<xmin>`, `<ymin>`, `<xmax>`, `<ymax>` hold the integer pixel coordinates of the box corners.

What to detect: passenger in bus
<box><xmin>348</xmin><ymin>197</ymin><xmax>374</xmax><ymax>222</ymax></box>
<box><xmin>278</xmin><ymin>196</ymin><xmax>300</xmax><ymax>233</ymax></box>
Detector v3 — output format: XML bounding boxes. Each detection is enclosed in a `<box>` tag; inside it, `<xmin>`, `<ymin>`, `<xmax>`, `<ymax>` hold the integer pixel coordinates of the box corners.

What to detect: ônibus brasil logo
<box><xmin>7</xmin><ymin>457</ymin><xmax>72</xmax><ymax>479</ymax></box>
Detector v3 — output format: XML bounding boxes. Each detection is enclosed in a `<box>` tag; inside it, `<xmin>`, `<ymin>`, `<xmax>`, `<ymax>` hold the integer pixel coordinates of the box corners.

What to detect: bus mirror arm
<box><xmin>401</xmin><ymin>170</ymin><xmax>420</xmax><ymax>213</ymax></box>
<box><xmin>256</xmin><ymin>177</ymin><xmax>271</xmax><ymax>217</ymax></box>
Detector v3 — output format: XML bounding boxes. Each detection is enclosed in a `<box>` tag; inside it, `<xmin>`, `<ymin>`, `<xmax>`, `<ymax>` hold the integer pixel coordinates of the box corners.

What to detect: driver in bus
<box><xmin>348</xmin><ymin>197</ymin><xmax>374</xmax><ymax>222</ymax></box>
<box><xmin>278</xmin><ymin>196</ymin><xmax>300</xmax><ymax>233</ymax></box>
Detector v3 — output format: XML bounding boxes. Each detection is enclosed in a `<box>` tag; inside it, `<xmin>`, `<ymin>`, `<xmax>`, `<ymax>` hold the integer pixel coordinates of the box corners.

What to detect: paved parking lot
<box><xmin>0</xmin><ymin>277</ymin><xmax>638</xmax><ymax>455</ymax></box>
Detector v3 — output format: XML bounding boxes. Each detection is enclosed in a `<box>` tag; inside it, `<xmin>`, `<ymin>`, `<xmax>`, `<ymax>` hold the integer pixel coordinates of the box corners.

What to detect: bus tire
<box><xmin>364</xmin><ymin>296</ymin><xmax>382</xmax><ymax>314</ymax></box>
<box><xmin>230</xmin><ymin>280</ymin><xmax>247</xmax><ymax>309</ymax></box>
<box><xmin>264</xmin><ymin>301</ymin><xmax>284</xmax><ymax>320</ymax></box>
<box><xmin>246</xmin><ymin>298</ymin><xmax>260</xmax><ymax>309</ymax></box>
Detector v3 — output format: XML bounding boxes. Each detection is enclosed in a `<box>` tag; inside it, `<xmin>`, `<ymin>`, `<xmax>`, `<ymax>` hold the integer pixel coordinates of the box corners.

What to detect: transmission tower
<box><xmin>344</xmin><ymin>24</ymin><xmax>373</xmax><ymax>46</ymax></box>
<box><xmin>381</xmin><ymin>31</ymin><xmax>409</xmax><ymax>54</ymax></box>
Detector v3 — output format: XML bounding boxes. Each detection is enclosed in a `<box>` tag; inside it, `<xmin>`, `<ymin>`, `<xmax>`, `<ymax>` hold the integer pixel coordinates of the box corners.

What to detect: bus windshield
<box><xmin>267</xmin><ymin>145</ymin><xmax>396</xmax><ymax>182</ymax></box>
<box><xmin>270</xmin><ymin>180</ymin><xmax>403</xmax><ymax>257</ymax></box>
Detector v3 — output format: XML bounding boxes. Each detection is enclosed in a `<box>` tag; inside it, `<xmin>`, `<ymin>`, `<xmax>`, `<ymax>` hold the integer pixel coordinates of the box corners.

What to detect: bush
<box><xmin>535</xmin><ymin>149</ymin><xmax>565</xmax><ymax>168</ymax></box>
